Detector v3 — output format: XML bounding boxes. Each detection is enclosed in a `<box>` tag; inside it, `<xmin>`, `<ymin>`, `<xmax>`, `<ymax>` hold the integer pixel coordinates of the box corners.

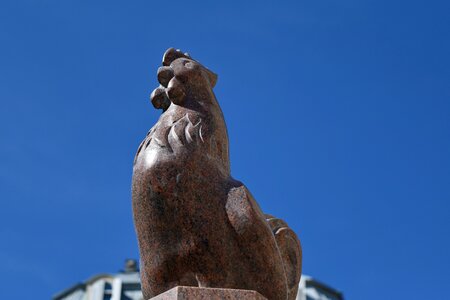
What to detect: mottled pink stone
<box><xmin>150</xmin><ymin>286</ymin><xmax>267</xmax><ymax>300</ymax></box>
<box><xmin>132</xmin><ymin>48</ymin><xmax>302</xmax><ymax>300</ymax></box>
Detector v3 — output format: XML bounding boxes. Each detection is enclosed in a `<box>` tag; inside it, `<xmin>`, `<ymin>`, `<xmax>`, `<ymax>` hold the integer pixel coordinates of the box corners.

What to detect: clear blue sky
<box><xmin>1</xmin><ymin>0</ymin><xmax>449</xmax><ymax>299</ymax></box>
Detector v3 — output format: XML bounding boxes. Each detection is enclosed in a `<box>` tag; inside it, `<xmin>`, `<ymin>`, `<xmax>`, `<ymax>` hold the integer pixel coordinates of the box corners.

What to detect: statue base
<box><xmin>149</xmin><ymin>286</ymin><xmax>267</xmax><ymax>300</ymax></box>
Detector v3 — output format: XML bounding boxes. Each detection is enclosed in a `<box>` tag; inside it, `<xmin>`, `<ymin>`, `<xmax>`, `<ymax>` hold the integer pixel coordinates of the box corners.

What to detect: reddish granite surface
<box><xmin>150</xmin><ymin>286</ymin><xmax>267</xmax><ymax>300</ymax></box>
<box><xmin>132</xmin><ymin>48</ymin><xmax>302</xmax><ymax>300</ymax></box>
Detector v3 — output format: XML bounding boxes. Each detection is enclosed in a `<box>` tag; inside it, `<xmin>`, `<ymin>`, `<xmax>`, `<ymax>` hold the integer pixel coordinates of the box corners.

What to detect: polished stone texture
<box><xmin>132</xmin><ymin>48</ymin><xmax>302</xmax><ymax>300</ymax></box>
<box><xmin>150</xmin><ymin>286</ymin><xmax>267</xmax><ymax>300</ymax></box>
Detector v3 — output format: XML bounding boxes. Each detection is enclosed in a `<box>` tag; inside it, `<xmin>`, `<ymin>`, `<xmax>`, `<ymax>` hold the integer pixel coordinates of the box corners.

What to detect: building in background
<box><xmin>53</xmin><ymin>260</ymin><xmax>343</xmax><ymax>300</ymax></box>
<box><xmin>296</xmin><ymin>275</ymin><xmax>343</xmax><ymax>300</ymax></box>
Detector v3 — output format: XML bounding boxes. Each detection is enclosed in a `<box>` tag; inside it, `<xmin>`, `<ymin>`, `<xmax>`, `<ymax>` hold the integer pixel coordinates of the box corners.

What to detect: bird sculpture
<box><xmin>132</xmin><ymin>48</ymin><xmax>302</xmax><ymax>300</ymax></box>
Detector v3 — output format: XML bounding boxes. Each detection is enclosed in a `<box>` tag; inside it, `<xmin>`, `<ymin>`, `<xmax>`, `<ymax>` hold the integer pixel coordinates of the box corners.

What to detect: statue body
<box><xmin>132</xmin><ymin>49</ymin><xmax>301</xmax><ymax>300</ymax></box>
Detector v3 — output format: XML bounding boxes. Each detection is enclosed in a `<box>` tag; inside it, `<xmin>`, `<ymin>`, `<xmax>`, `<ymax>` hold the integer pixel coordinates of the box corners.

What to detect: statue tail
<box><xmin>266</xmin><ymin>214</ymin><xmax>302</xmax><ymax>300</ymax></box>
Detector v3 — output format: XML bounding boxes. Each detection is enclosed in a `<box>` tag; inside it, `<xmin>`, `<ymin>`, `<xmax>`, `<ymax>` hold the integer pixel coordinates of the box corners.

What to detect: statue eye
<box><xmin>184</xmin><ymin>61</ymin><xmax>195</xmax><ymax>69</ymax></box>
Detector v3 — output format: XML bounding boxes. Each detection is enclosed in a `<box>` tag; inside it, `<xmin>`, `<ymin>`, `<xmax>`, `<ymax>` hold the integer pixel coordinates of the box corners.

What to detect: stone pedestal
<box><xmin>150</xmin><ymin>286</ymin><xmax>267</xmax><ymax>300</ymax></box>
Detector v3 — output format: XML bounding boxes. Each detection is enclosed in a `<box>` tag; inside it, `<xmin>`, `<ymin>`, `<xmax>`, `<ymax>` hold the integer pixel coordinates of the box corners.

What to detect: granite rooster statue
<box><xmin>132</xmin><ymin>48</ymin><xmax>302</xmax><ymax>300</ymax></box>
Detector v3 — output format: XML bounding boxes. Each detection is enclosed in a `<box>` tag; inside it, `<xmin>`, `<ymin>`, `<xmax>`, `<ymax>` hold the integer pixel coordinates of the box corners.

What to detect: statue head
<box><xmin>150</xmin><ymin>48</ymin><xmax>218</xmax><ymax>111</ymax></box>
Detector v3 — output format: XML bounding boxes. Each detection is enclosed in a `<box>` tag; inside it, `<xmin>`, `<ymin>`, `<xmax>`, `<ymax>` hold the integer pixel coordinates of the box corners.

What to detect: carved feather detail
<box><xmin>135</xmin><ymin>113</ymin><xmax>204</xmax><ymax>163</ymax></box>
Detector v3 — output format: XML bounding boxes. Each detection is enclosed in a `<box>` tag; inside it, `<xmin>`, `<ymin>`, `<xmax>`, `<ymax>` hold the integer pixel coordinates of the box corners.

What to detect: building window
<box><xmin>103</xmin><ymin>282</ymin><xmax>112</xmax><ymax>300</ymax></box>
